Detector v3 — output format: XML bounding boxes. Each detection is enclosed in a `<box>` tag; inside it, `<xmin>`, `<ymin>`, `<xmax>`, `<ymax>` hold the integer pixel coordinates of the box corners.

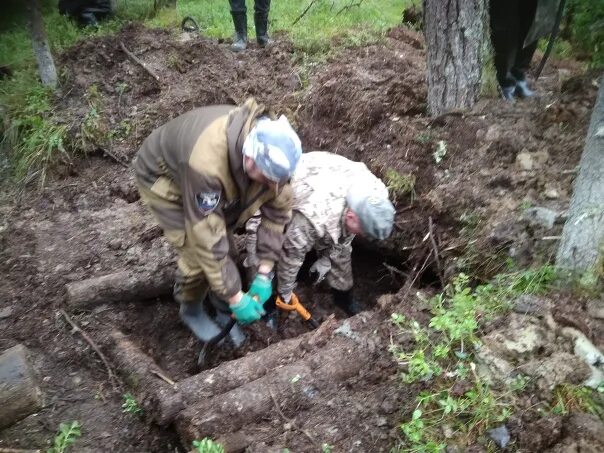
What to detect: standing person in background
<box><xmin>229</xmin><ymin>0</ymin><xmax>272</xmax><ymax>52</ymax></box>
<box><xmin>490</xmin><ymin>0</ymin><xmax>560</xmax><ymax>101</ymax></box>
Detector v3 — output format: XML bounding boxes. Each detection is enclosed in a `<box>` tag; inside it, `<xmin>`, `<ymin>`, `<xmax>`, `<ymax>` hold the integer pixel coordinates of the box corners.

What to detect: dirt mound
<box><xmin>57</xmin><ymin>24</ymin><xmax>302</xmax><ymax>160</ymax></box>
<box><xmin>305</xmin><ymin>33</ymin><xmax>426</xmax><ymax>133</ymax></box>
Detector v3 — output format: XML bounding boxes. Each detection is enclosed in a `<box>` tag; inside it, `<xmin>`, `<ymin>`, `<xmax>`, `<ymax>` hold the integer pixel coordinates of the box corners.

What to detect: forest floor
<box><xmin>1</xmin><ymin>22</ymin><xmax>603</xmax><ymax>453</ymax></box>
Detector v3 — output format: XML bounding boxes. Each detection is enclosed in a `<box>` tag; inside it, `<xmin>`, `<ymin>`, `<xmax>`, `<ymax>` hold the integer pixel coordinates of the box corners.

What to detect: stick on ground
<box><xmin>292</xmin><ymin>0</ymin><xmax>318</xmax><ymax>26</ymax></box>
<box><xmin>60</xmin><ymin>310</ymin><xmax>119</xmax><ymax>390</ymax></box>
<box><xmin>119</xmin><ymin>41</ymin><xmax>161</xmax><ymax>83</ymax></box>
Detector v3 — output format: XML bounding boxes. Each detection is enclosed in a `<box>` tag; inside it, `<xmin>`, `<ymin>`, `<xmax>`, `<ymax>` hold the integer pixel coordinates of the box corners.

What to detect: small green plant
<box><xmin>192</xmin><ymin>438</ymin><xmax>225</xmax><ymax>453</ymax></box>
<box><xmin>322</xmin><ymin>444</ymin><xmax>333</xmax><ymax>453</ymax></box>
<box><xmin>48</xmin><ymin>421</ymin><xmax>81</xmax><ymax>453</ymax></box>
<box><xmin>390</xmin><ymin>268</ymin><xmax>561</xmax><ymax>451</ymax></box>
<box><xmin>550</xmin><ymin>384</ymin><xmax>604</xmax><ymax>417</ymax></box>
<box><xmin>385</xmin><ymin>169</ymin><xmax>416</xmax><ymax>201</ymax></box>
<box><xmin>414</xmin><ymin>130</ymin><xmax>433</xmax><ymax>145</ymax></box>
<box><xmin>510</xmin><ymin>374</ymin><xmax>530</xmax><ymax>393</ymax></box>
<box><xmin>121</xmin><ymin>393</ymin><xmax>143</xmax><ymax>416</ymax></box>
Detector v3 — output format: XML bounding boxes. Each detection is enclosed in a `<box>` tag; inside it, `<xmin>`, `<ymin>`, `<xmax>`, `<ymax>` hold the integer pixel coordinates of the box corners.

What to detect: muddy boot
<box><xmin>231</xmin><ymin>12</ymin><xmax>248</xmax><ymax>52</ymax></box>
<box><xmin>179</xmin><ymin>301</ymin><xmax>222</xmax><ymax>342</ymax></box>
<box><xmin>332</xmin><ymin>289</ymin><xmax>363</xmax><ymax>316</ymax></box>
<box><xmin>208</xmin><ymin>293</ymin><xmax>247</xmax><ymax>347</ymax></box>
<box><xmin>254</xmin><ymin>11</ymin><xmax>272</xmax><ymax>47</ymax></box>
<box><xmin>501</xmin><ymin>85</ymin><xmax>516</xmax><ymax>102</ymax></box>
<box><xmin>215</xmin><ymin>311</ymin><xmax>246</xmax><ymax>347</ymax></box>
<box><xmin>515</xmin><ymin>80</ymin><xmax>535</xmax><ymax>98</ymax></box>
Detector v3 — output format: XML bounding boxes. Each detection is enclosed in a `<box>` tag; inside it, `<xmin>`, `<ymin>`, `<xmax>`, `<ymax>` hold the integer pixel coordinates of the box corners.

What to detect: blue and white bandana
<box><xmin>242</xmin><ymin>116</ymin><xmax>302</xmax><ymax>183</ymax></box>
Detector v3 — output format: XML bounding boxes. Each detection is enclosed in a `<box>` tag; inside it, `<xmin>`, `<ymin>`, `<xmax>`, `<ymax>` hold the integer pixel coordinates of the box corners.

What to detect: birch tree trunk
<box><xmin>423</xmin><ymin>0</ymin><xmax>487</xmax><ymax>116</ymax></box>
<box><xmin>556</xmin><ymin>73</ymin><xmax>604</xmax><ymax>273</ymax></box>
<box><xmin>28</xmin><ymin>0</ymin><xmax>57</xmax><ymax>89</ymax></box>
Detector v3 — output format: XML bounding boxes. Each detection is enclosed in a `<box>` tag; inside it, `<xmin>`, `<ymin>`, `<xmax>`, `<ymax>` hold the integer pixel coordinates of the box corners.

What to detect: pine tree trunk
<box><xmin>423</xmin><ymin>0</ymin><xmax>486</xmax><ymax>116</ymax></box>
<box><xmin>556</xmin><ymin>73</ymin><xmax>604</xmax><ymax>273</ymax></box>
<box><xmin>28</xmin><ymin>0</ymin><xmax>57</xmax><ymax>89</ymax></box>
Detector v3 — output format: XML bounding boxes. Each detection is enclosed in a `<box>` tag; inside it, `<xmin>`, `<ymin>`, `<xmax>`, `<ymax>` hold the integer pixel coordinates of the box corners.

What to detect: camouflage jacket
<box><xmin>247</xmin><ymin>151</ymin><xmax>387</xmax><ymax>297</ymax></box>
<box><xmin>134</xmin><ymin>98</ymin><xmax>293</xmax><ymax>298</ymax></box>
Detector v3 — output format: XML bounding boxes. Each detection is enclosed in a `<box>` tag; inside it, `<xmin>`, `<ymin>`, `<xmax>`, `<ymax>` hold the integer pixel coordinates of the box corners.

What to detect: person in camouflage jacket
<box><xmin>134</xmin><ymin>98</ymin><xmax>302</xmax><ymax>343</ymax></box>
<box><xmin>245</xmin><ymin>151</ymin><xmax>395</xmax><ymax>318</ymax></box>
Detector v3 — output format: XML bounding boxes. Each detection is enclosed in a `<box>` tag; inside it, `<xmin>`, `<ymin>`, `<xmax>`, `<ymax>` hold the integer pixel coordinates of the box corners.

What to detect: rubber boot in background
<box><xmin>231</xmin><ymin>2</ymin><xmax>247</xmax><ymax>52</ymax></box>
<box><xmin>254</xmin><ymin>0</ymin><xmax>272</xmax><ymax>47</ymax></box>
<box><xmin>331</xmin><ymin>289</ymin><xmax>363</xmax><ymax>316</ymax></box>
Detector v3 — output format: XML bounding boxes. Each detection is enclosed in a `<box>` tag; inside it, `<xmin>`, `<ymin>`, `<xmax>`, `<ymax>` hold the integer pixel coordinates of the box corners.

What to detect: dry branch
<box><xmin>119</xmin><ymin>41</ymin><xmax>161</xmax><ymax>83</ymax></box>
<box><xmin>60</xmin><ymin>310</ymin><xmax>119</xmax><ymax>390</ymax></box>
<box><xmin>292</xmin><ymin>0</ymin><xmax>318</xmax><ymax>26</ymax></box>
<box><xmin>335</xmin><ymin>0</ymin><xmax>364</xmax><ymax>16</ymax></box>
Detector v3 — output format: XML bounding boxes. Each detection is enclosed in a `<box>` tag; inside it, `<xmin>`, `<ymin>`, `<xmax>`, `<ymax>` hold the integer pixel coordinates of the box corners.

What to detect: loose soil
<box><xmin>0</xmin><ymin>22</ymin><xmax>602</xmax><ymax>452</ymax></box>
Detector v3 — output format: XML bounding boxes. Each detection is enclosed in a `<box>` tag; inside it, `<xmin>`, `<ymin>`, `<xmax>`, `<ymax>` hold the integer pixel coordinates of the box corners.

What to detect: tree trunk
<box><xmin>65</xmin><ymin>268</ymin><xmax>173</xmax><ymax>308</ymax></box>
<box><xmin>556</xmin><ymin>73</ymin><xmax>604</xmax><ymax>273</ymax></box>
<box><xmin>0</xmin><ymin>345</ymin><xmax>44</xmax><ymax>429</ymax></box>
<box><xmin>423</xmin><ymin>0</ymin><xmax>486</xmax><ymax>116</ymax></box>
<box><xmin>28</xmin><ymin>0</ymin><xmax>57</xmax><ymax>89</ymax></box>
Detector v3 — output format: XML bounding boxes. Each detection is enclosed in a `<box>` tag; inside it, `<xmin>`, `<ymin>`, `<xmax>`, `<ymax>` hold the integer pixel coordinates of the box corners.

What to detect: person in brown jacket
<box><xmin>134</xmin><ymin>98</ymin><xmax>302</xmax><ymax>344</ymax></box>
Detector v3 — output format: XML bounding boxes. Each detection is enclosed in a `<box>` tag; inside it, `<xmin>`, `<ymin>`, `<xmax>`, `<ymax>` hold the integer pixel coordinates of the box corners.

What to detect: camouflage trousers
<box><xmin>137</xmin><ymin>176</ymin><xmax>238</xmax><ymax>305</ymax></box>
<box><xmin>246</xmin><ymin>211</ymin><xmax>353</xmax><ymax>299</ymax></box>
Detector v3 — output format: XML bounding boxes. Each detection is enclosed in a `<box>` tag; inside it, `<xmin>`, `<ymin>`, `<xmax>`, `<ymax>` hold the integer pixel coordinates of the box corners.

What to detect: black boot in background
<box><xmin>254</xmin><ymin>0</ymin><xmax>272</xmax><ymax>47</ymax></box>
<box><xmin>230</xmin><ymin>11</ymin><xmax>248</xmax><ymax>52</ymax></box>
<box><xmin>331</xmin><ymin>288</ymin><xmax>363</xmax><ymax>316</ymax></box>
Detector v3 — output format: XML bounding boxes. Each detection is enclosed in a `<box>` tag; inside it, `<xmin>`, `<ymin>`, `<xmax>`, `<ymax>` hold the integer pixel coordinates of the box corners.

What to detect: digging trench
<box><xmin>81</xmin><ymin>230</ymin><xmax>437</xmax><ymax>450</ymax></box>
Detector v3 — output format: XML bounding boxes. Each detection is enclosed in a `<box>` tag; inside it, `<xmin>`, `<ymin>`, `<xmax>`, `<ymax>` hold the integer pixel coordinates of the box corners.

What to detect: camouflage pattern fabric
<box><xmin>246</xmin><ymin>151</ymin><xmax>389</xmax><ymax>300</ymax></box>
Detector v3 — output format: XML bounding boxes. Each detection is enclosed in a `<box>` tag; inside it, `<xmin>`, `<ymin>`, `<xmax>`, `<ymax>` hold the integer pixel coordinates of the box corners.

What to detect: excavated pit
<box><xmin>1</xmin><ymin>20</ymin><xmax>599</xmax><ymax>453</ymax></box>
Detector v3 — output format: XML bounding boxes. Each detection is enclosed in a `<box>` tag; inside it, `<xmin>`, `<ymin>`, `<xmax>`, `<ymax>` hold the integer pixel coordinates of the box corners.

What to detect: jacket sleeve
<box><xmin>256</xmin><ymin>183</ymin><xmax>294</xmax><ymax>268</ymax></box>
<box><xmin>277</xmin><ymin>212</ymin><xmax>317</xmax><ymax>299</ymax></box>
<box><xmin>182</xmin><ymin>167</ymin><xmax>242</xmax><ymax>299</ymax></box>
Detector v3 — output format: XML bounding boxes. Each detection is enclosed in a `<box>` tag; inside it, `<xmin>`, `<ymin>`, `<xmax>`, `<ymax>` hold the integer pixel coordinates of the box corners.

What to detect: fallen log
<box><xmin>0</xmin><ymin>345</ymin><xmax>44</xmax><ymax>429</ymax></box>
<box><xmin>153</xmin><ymin>317</ymin><xmax>338</xmax><ymax>424</ymax></box>
<box><xmin>175</xmin><ymin>322</ymin><xmax>376</xmax><ymax>443</ymax></box>
<box><xmin>65</xmin><ymin>268</ymin><xmax>173</xmax><ymax>308</ymax></box>
<box><xmin>105</xmin><ymin>330</ymin><xmax>183</xmax><ymax>421</ymax></box>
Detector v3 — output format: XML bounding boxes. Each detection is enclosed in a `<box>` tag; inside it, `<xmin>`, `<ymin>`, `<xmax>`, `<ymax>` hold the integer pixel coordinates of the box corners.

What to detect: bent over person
<box><xmin>245</xmin><ymin>151</ymin><xmax>395</xmax><ymax>320</ymax></box>
<box><xmin>134</xmin><ymin>98</ymin><xmax>302</xmax><ymax>343</ymax></box>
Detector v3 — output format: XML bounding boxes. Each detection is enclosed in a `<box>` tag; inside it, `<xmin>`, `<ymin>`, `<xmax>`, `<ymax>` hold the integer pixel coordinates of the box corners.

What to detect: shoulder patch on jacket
<box><xmin>196</xmin><ymin>191</ymin><xmax>221</xmax><ymax>215</ymax></box>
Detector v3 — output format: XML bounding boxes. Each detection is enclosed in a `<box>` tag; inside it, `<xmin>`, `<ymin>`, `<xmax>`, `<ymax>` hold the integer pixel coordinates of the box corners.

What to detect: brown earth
<box><xmin>0</xmin><ymin>22</ymin><xmax>602</xmax><ymax>452</ymax></box>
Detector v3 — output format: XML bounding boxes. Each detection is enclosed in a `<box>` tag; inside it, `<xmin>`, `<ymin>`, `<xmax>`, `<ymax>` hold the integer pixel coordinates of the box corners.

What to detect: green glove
<box><xmin>248</xmin><ymin>273</ymin><xmax>273</xmax><ymax>305</ymax></box>
<box><xmin>230</xmin><ymin>293</ymin><xmax>266</xmax><ymax>324</ymax></box>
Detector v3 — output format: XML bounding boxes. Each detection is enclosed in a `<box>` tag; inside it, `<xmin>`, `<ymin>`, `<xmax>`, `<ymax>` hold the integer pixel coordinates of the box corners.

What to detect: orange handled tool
<box><xmin>275</xmin><ymin>293</ymin><xmax>319</xmax><ymax>328</ymax></box>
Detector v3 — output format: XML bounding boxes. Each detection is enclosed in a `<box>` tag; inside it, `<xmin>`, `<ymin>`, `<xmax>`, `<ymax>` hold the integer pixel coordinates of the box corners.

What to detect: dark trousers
<box><xmin>229</xmin><ymin>0</ymin><xmax>271</xmax><ymax>15</ymax></box>
<box><xmin>490</xmin><ymin>0</ymin><xmax>538</xmax><ymax>87</ymax></box>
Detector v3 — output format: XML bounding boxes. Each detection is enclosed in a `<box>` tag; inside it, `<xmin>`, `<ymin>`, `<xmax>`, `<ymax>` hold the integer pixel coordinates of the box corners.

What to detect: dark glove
<box><xmin>331</xmin><ymin>288</ymin><xmax>363</xmax><ymax>316</ymax></box>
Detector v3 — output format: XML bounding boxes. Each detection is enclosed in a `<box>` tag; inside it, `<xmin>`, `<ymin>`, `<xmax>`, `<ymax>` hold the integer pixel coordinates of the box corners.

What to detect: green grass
<box><xmin>176</xmin><ymin>0</ymin><xmax>405</xmax><ymax>54</ymax></box>
<box><xmin>0</xmin><ymin>0</ymin><xmax>407</xmax><ymax>186</ymax></box>
<box><xmin>390</xmin><ymin>267</ymin><xmax>557</xmax><ymax>451</ymax></box>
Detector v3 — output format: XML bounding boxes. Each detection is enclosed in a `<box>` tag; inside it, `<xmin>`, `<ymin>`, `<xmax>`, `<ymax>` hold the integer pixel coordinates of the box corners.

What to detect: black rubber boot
<box><xmin>501</xmin><ymin>85</ymin><xmax>516</xmax><ymax>101</ymax></box>
<box><xmin>254</xmin><ymin>12</ymin><xmax>271</xmax><ymax>47</ymax></box>
<box><xmin>254</xmin><ymin>0</ymin><xmax>272</xmax><ymax>47</ymax></box>
<box><xmin>179</xmin><ymin>301</ymin><xmax>222</xmax><ymax>342</ymax></box>
<box><xmin>331</xmin><ymin>289</ymin><xmax>363</xmax><ymax>316</ymax></box>
<box><xmin>231</xmin><ymin>12</ymin><xmax>248</xmax><ymax>52</ymax></box>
